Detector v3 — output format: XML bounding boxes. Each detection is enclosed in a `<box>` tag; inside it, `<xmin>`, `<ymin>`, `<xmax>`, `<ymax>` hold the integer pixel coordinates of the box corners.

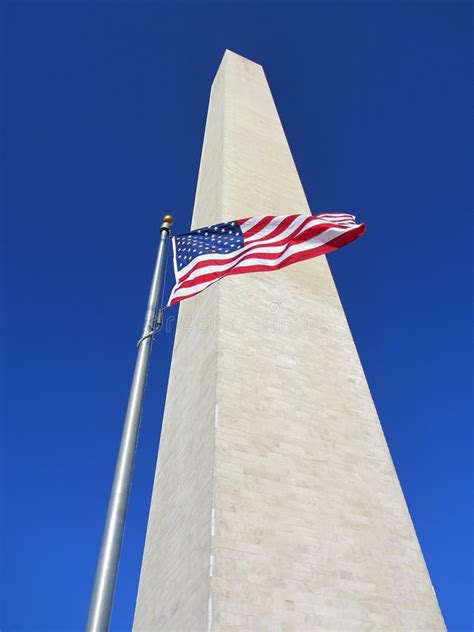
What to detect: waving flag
<box><xmin>168</xmin><ymin>213</ymin><xmax>365</xmax><ymax>306</ymax></box>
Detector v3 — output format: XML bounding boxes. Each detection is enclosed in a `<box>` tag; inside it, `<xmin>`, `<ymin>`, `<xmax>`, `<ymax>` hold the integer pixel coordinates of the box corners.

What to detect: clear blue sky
<box><xmin>2</xmin><ymin>2</ymin><xmax>472</xmax><ymax>630</ymax></box>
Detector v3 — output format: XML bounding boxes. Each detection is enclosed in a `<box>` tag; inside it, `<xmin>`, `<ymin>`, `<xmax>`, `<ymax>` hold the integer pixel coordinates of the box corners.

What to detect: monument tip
<box><xmin>222</xmin><ymin>48</ymin><xmax>262</xmax><ymax>67</ymax></box>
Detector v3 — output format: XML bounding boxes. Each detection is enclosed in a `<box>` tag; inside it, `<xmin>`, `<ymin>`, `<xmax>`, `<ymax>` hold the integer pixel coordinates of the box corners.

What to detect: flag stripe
<box><xmin>316</xmin><ymin>213</ymin><xmax>355</xmax><ymax>221</ymax></box>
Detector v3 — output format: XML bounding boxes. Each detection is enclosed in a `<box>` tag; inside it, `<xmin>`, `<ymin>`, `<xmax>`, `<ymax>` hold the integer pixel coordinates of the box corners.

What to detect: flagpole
<box><xmin>86</xmin><ymin>214</ymin><xmax>174</xmax><ymax>632</ymax></box>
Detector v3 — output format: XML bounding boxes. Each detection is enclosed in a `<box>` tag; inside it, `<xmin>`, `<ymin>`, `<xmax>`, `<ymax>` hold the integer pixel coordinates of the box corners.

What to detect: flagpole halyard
<box><xmin>86</xmin><ymin>214</ymin><xmax>173</xmax><ymax>632</ymax></box>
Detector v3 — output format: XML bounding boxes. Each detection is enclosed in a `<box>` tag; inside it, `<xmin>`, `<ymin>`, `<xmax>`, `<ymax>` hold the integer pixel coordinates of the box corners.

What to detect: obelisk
<box><xmin>133</xmin><ymin>51</ymin><xmax>445</xmax><ymax>631</ymax></box>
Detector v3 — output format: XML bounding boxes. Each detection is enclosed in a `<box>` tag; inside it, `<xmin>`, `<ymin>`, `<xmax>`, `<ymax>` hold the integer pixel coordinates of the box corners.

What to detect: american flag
<box><xmin>168</xmin><ymin>213</ymin><xmax>365</xmax><ymax>306</ymax></box>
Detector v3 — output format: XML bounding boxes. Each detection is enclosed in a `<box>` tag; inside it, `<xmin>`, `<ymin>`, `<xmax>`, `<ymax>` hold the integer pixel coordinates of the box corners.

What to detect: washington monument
<box><xmin>133</xmin><ymin>51</ymin><xmax>445</xmax><ymax>631</ymax></box>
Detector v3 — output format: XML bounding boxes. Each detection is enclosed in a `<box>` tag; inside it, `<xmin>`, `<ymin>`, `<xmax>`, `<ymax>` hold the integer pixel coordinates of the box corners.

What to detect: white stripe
<box><xmin>171</xmin><ymin>237</ymin><xmax>179</xmax><ymax>279</ymax></box>
<box><xmin>169</xmin><ymin>224</ymin><xmax>359</xmax><ymax>301</ymax></box>
<box><xmin>317</xmin><ymin>213</ymin><xmax>355</xmax><ymax>219</ymax></box>
<box><xmin>316</xmin><ymin>215</ymin><xmax>355</xmax><ymax>223</ymax></box>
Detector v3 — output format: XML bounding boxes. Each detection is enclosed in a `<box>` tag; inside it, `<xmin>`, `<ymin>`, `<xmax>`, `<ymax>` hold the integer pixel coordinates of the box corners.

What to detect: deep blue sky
<box><xmin>2</xmin><ymin>2</ymin><xmax>472</xmax><ymax>631</ymax></box>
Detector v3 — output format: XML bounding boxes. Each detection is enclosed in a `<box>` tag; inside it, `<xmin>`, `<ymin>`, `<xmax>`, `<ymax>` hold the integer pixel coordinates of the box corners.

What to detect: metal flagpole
<box><xmin>86</xmin><ymin>214</ymin><xmax>174</xmax><ymax>632</ymax></box>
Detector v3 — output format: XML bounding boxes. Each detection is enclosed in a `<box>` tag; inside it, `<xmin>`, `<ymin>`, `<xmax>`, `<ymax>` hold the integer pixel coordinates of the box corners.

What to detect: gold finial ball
<box><xmin>163</xmin><ymin>214</ymin><xmax>174</xmax><ymax>225</ymax></box>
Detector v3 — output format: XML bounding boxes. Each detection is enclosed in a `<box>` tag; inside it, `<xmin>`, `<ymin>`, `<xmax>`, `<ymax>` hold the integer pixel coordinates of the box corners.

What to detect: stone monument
<box><xmin>133</xmin><ymin>50</ymin><xmax>445</xmax><ymax>631</ymax></box>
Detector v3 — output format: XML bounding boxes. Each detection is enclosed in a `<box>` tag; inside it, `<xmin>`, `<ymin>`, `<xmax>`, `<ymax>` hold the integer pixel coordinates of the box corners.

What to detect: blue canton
<box><xmin>175</xmin><ymin>221</ymin><xmax>244</xmax><ymax>271</ymax></box>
